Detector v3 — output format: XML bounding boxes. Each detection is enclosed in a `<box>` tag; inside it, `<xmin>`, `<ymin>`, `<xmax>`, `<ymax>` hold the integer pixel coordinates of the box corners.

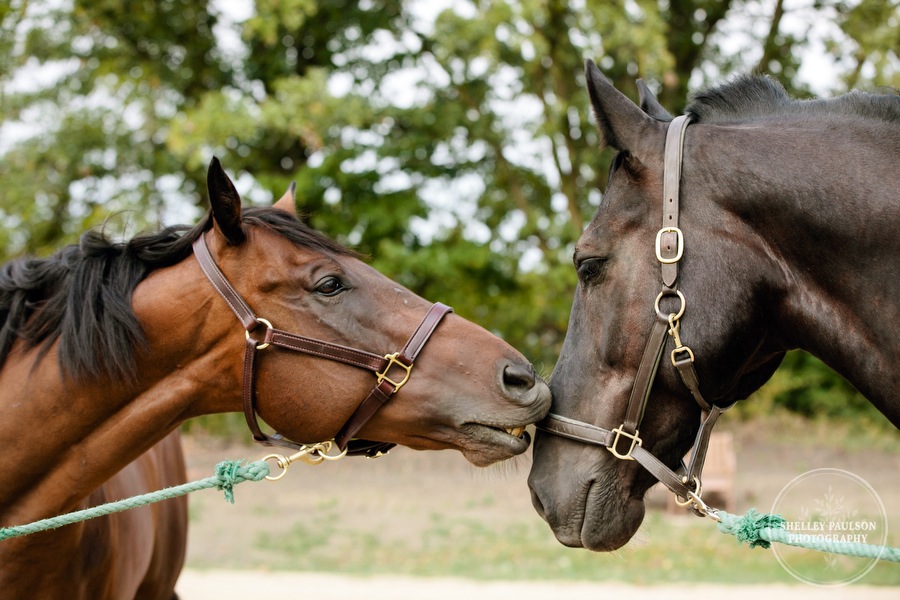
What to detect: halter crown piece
<box><xmin>192</xmin><ymin>234</ymin><xmax>452</xmax><ymax>459</ymax></box>
<box><xmin>538</xmin><ymin>115</ymin><xmax>733</xmax><ymax>518</ymax></box>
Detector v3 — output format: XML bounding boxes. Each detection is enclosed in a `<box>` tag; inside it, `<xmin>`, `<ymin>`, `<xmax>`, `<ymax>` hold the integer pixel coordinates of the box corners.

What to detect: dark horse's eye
<box><xmin>576</xmin><ymin>258</ymin><xmax>607</xmax><ymax>283</ymax></box>
<box><xmin>314</xmin><ymin>276</ymin><xmax>346</xmax><ymax>297</ymax></box>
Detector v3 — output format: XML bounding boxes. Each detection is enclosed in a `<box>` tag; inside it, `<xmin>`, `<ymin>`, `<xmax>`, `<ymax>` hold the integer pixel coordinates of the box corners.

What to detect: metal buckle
<box><xmin>608</xmin><ymin>426</ymin><xmax>642</xmax><ymax>460</ymax></box>
<box><xmin>671</xmin><ymin>346</ymin><xmax>695</xmax><ymax>366</ymax></box>
<box><xmin>376</xmin><ymin>352</ymin><xmax>413</xmax><ymax>390</ymax></box>
<box><xmin>245</xmin><ymin>317</ymin><xmax>273</xmax><ymax>350</ymax></box>
<box><xmin>655</xmin><ymin>227</ymin><xmax>684</xmax><ymax>264</ymax></box>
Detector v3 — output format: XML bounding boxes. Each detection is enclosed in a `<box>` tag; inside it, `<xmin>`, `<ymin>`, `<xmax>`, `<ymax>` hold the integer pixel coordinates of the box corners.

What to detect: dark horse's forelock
<box><xmin>0</xmin><ymin>207</ymin><xmax>353</xmax><ymax>383</ymax></box>
<box><xmin>686</xmin><ymin>74</ymin><xmax>900</xmax><ymax>125</ymax></box>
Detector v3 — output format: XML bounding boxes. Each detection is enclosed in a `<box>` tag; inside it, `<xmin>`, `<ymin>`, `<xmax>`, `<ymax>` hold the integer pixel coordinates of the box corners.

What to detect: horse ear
<box><xmin>273</xmin><ymin>181</ymin><xmax>297</xmax><ymax>214</ymax></box>
<box><xmin>636</xmin><ymin>79</ymin><xmax>673</xmax><ymax>121</ymax></box>
<box><xmin>207</xmin><ymin>157</ymin><xmax>246</xmax><ymax>245</ymax></box>
<box><xmin>584</xmin><ymin>60</ymin><xmax>663</xmax><ymax>158</ymax></box>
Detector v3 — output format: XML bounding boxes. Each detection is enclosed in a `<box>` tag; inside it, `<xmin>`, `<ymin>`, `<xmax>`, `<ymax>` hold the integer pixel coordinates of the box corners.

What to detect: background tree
<box><xmin>2</xmin><ymin>0</ymin><xmax>897</xmax><ymax>422</ymax></box>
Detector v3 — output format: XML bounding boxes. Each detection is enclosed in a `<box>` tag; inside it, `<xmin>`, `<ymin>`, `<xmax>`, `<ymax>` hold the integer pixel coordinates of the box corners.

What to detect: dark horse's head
<box><xmin>529</xmin><ymin>60</ymin><xmax>900</xmax><ymax>551</ymax></box>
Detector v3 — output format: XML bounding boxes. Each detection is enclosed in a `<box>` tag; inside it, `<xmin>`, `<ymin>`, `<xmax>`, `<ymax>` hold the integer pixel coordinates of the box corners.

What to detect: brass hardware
<box><xmin>655</xmin><ymin>290</ymin><xmax>685</xmax><ymax>321</ymax></box>
<box><xmin>673</xmin><ymin>476</ymin><xmax>720</xmax><ymax>521</ymax></box>
<box><xmin>671</xmin><ymin>346</ymin><xmax>695</xmax><ymax>366</ymax></box>
<box><xmin>365</xmin><ymin>448</ymin><xmax>391</xmax><ymax>459</ymax></box>
<box><xmin>668</xmin><ymin>315</ymin><xmax>695</xmax><ymax>365</ymax></box>
<box><xmin>674</xmin><ymin>475</ymin><xmax>702</xmax><ymax>507</ymax></box>
<box><xmin>376</xmin><ymin>352</ymin><xmax>414</xmax><ymax>390</ymax></box>
<box><xmin>608</xmin><ymin>426</ymin><xmax>642</xmax><ymax>460</ymax></box>
<box><xmin>655</xmin><ymin>227</ymin><xmax>684</xmax><ymax>263</ymax></box>
<box><xmin>262</xmin><ymin>440</ymin><xmax>347</xmax><ymax>481</ymax></box>
<box><xmin>246</xmin><ymin>318</ymin><xmax>273</xmax><ymax>350</ymax></box>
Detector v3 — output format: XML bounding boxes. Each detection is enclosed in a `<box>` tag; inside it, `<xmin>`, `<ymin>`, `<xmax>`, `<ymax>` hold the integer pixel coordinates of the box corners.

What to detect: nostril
<box><xmin>502</xmin><ymin>362</ymin><xmax>536</xmax><ymax>392</ymax></box>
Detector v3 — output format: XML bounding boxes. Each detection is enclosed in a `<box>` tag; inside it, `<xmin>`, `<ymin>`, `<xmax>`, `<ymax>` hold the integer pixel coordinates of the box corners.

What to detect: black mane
<box><xmin>686</xmin><ymin>75</ymin><xmax>900</xmax><ymax>125</ymax></box>
<box><xmin>0</xmin><ymin>207</ymin><xmax>352</xmax><ymax>382</ymax></box>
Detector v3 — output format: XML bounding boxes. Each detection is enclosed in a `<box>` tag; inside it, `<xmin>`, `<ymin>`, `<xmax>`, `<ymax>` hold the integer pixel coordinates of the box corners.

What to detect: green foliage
<box><xmin>2</xmin><ymin>0</ymin><xmax>897</xmax><ymax>427</ymax></box>
<box><xmin>736</xmin><ymin>351</ymin><xmax>894</xmax><ymax>429</ymax></box>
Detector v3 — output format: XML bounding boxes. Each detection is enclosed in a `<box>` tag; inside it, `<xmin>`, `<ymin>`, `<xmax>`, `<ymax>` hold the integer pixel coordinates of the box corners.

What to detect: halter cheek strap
<box><xmin>538</xmin><ymin>115</ymin><xmax>732</xmax><ymax>518</ymax></box>
<box><xmin>193</xmin><ymin>234</ymin><xmax>452</xmax><ymax>458</ymax></box>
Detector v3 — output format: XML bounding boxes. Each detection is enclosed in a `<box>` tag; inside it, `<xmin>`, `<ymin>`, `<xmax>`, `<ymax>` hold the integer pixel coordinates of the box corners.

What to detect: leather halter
<box><xmin>192</xmin><ymin>233</ymin><xmax>452</xmax><ymax>458</ymax></box>
<box><xmin>538</xmin><ymin>115</ymin><xmax>730</xmax><ymax>517</ymax></box>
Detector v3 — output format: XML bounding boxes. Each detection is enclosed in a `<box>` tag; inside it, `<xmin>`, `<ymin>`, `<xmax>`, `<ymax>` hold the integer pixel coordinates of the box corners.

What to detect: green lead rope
<box><xmin>0</xmin><ymin>459</ymin><xmax>270</xmax><ymax>542</ymax></box>
<box><xmin>716</xmin><ymin>508</ymin><xmax>900</xmax><ymax>562</ymax></box>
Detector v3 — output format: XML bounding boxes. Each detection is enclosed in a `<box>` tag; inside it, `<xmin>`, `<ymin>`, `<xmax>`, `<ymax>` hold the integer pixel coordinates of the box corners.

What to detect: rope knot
<box><xmin>214</xmin><ymin>460</ymin><xmax>244</xmax><ymax>503</ymax></box>
<box><xmin>213</xmin><ymin>459</ymin><xmax>271</xmax><ymax>503</ymax></box>
<box><xmin>717</xmin><ymin>508</ymin><xmax>786</xmax><ymax>549</ymax></box>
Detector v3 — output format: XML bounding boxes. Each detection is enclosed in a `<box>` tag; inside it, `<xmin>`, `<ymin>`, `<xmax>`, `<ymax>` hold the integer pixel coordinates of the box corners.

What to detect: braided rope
<box><xmin>0</xmin><ymin>460</ymin><xmax>270</xmax><ymax>542</ymax></box>
<box><xmin>717</xmin><ymin>509</ymin><xmax>900</xmax><ymax>562</ymax></box>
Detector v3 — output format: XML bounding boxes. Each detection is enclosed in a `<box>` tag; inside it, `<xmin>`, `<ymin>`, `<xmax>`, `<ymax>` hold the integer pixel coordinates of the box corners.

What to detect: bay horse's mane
<box><xmin>0</xmin><ymin>207</ymin><xmax>353</xmax><ymax>382</ymax></box>
<box><xmin>686</xmin><ymin>75</ymin><xmax>900</xmax><ymax>125</ymax></box>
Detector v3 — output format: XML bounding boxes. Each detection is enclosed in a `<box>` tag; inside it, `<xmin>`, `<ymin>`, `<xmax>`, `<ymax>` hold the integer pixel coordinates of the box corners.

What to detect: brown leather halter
<box><xmin>192</xmin><ymin>233</ymin><xmax>452</xmax><ymax>458</ymax></box>
<box><xmin>537</xmin><ymin>115</ymin><xmax>730</xmax><ymax>518</ymax></box>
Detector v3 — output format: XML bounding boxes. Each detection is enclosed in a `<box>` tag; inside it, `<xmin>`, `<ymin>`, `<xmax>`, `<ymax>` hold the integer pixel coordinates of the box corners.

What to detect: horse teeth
<box><xmin>506</xmin><ymin>426</ymin><xmax>525</xmax><ymax>438</ymax></box>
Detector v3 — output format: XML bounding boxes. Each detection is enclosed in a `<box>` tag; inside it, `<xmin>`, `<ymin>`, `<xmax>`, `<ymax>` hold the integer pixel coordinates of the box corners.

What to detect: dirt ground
<box><xmin>175</xmin><ymin>570</ymin><xmax>897</xmax><ymax>599</ymax></box>
<box><xmin>174</xmin><ymin>420</ymin><xmax>899</xmax><ymax>598</ymax></box>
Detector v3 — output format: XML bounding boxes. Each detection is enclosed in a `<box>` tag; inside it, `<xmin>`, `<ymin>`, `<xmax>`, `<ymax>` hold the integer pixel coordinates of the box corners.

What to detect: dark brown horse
<box><xmin>528</xmin><ymin>61</ymin><xmax>899</xmax><ymax>551</ymax></box>
<box><xmin>0</xmin><ymin>158</ymin><xmax>551</xmax><ymax>598</ymax></box>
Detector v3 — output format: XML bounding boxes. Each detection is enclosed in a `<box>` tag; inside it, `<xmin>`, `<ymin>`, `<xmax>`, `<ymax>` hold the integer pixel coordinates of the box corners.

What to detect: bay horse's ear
<box><xmin>637</xmin><ymin>79</ymin><xmax>673</xmax><ymax>121</ymax></box>
<box><xmin>273</xmin><ymin>181</ymin><xmax>298</xmax><ymax>215</ymax></box>
<box><xmin>207</xmin><ymin>156</ymin><xmax>246</xmax><ymax>245</ymax></box>
<box><xmin>584</xmin><ymin>60</ymin><xmax>663</xmax><ymax>159</ymax></box>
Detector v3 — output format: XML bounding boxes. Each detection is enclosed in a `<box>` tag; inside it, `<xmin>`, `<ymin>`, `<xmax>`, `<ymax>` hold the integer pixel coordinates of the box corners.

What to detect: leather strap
<box><xmin>334</xmin><ymin>302</ymin><xmax>452</xmax><ymax>449</ymax></box>
<box><xmin>621</xmin><ymin>314</ymin><xmax>669</xmax><ymax>435</ymax></box>
<box><xmin>659</xmin><ymin>114</ymin><xmax>690</xmax><ymax>288</ymax></box>
<box><xmin>193</xmin><ymin>230</ymin><xmax>260</xmax><ymax>331</ymax></box>
<box><xmin>536</xmin><ymin>414</ymin><xmax>694</xmax><ymax>499</ymax></box>
<box><xmin>192</xmin><ymin>233</ymin><xmax>452</xmax><ymax>458</ymax></box>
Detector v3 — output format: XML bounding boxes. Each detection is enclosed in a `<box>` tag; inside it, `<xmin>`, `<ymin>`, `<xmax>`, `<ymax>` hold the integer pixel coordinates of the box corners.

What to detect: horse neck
<box><xmin>0</xmin><ymin>257</ymin><xmax>239</xmax><ymax>522</ymax></box>
<box><xmin>693</xmin><ymin>120</ymin><xmax>900</xmax><ymax>419</ymax></box>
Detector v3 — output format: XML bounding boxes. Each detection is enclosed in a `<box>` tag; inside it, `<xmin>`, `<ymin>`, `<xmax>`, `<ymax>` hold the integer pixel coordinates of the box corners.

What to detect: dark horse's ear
<box><xmin>636</xmin><ymin>79</ymin><xmax>673</xmax><ymax>121</ymax></box>
<box><xmin>584</xmin><ymin>60</ymin><xmax>664</xmax><ymax>160</ymax></box>
<box><xmin>273</xmin><ymin>181</ymin><xmax>298</xmax><ymax>215</ymax></box>
<box><xmin>207</xmin><ymin>157</ymin><xmax>246</xmax><ymax>245</ymax></box>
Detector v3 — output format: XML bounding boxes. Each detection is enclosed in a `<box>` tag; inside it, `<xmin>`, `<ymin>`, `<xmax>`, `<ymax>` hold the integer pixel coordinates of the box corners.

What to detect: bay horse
<box><xmin>0</xmin><ymin>158</ymin><xmax>551</xmax><ymax>598</ymax></box>
<box><xmin>528</xmin><ymin>60</ymin><xmax>899</xmax><ymax>551</ymax></box>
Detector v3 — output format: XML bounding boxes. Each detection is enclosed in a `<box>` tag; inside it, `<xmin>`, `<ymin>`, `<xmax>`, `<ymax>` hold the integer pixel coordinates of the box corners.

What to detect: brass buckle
<box><xmin>608</xmin><ymin>426</ymin><xmax>642</xmax><ymax>460</ymax></box>
<box><xmin>655</xmin><ymin>226</ymin><xmax>684</xmax><ymax>264</ymax></box>
<box><xmin>376</xmin><ymin>352</ymin><xmax>413</xmax><ymax>390</ymax></box>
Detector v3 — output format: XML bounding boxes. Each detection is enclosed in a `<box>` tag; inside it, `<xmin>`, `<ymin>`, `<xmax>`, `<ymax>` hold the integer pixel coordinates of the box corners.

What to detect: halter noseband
<box><xmin>192</xmin><ymin>234</ymin><xmax>452</xmax><ymax>458</ymax></box>
<box><xmin>538</xmin><ymin>115</ymin><xmax>731</xmax><ymax>518</ymax></box>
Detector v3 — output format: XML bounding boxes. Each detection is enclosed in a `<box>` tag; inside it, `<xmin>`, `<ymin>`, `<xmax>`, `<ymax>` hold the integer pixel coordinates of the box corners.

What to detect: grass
<box><xmin>184</xmin><ymin>413</ymin><xmax>900</xmax><ymax>586</ymax></box>
<box><xmin>247</xmin><ymin>509</ymin><xmax>900</xmax><ymax>585</ymax></box>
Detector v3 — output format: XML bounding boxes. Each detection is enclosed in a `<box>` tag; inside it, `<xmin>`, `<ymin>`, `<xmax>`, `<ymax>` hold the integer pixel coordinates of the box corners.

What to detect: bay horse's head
<box><xmin>145</xmin><ymin>159</ymin><xmax>550</xmax><ymax>466</ymax></box>
<box><xmin>528</xmin><ymin>63</ymin><xmax>793</xmax><ymax>550</ymax></box>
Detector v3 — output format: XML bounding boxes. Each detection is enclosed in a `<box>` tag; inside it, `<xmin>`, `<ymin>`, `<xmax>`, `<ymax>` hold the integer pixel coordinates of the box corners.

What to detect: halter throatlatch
<box><xmin>538</xmin><ymin>115</ymin><xmax>731</xmax><ymax>519</ymax></box>
<box><xmin>193</xmin><ymin>234</ymin><xmax>452</xmax><ymax>459</ymax></box>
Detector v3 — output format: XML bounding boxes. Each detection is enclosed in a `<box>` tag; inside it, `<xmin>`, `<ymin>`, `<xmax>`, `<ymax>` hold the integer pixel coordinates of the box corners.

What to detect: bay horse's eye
<box><xmin>314</xmin><ymin>276</ymin><xmax>347</xmax><ymax>297</ymax></box>
<box><xmin>576</xmin><ymin>258</ymin><xmax>607</xmax><ymax>283</ymax></box>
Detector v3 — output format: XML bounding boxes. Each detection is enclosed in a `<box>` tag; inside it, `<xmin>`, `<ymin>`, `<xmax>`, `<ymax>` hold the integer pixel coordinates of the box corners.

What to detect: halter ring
<box><xmin>655</xmin><ymin>290</ymin><xmax>685</xmax><ymax>321</ymax></box>
<box><xmin>246</xmin><ymin>318</ymin><xmax>273</xmax><ymax>350</ymax></box>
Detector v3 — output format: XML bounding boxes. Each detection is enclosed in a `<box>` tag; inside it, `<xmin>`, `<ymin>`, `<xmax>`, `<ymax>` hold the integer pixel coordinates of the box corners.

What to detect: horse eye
<box><xmin>314</xmin><ymin>276</ymin><xmax>346</xmax><ymax>297</ymax></box>
<box><xmin>576</xmin><ymin>258</ymin><xmax>607</xmax><ymax>283</ymax></box>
